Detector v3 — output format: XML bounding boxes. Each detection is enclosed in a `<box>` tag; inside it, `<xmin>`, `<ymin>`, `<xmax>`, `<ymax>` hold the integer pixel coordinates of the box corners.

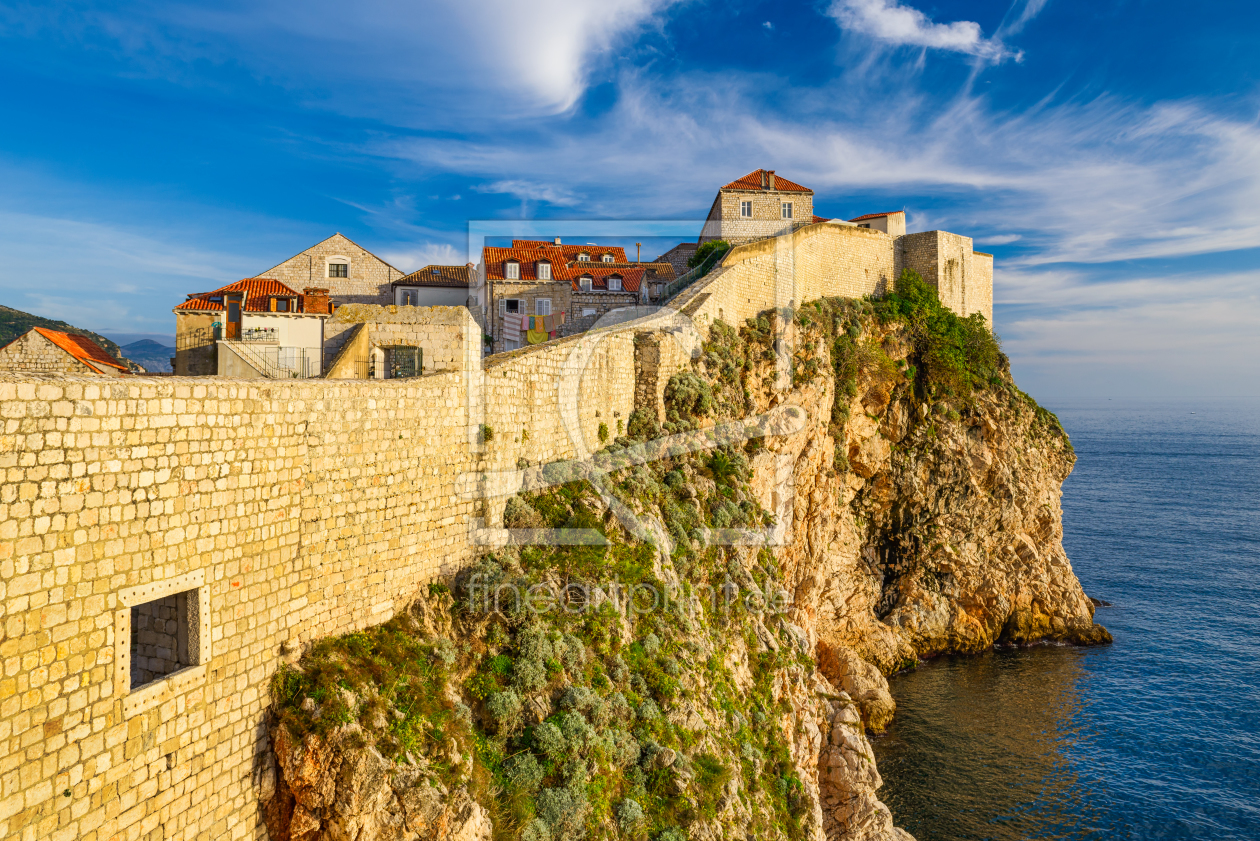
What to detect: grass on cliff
<box><xmin>271</xmin><ymin>418</ymin><xmax>816</xmax><ymax>841</ymax></box>
<box><xmin>873</xmin><ymin>268</ymin><xmax>1004</xmax><ymax>402</ymax></box>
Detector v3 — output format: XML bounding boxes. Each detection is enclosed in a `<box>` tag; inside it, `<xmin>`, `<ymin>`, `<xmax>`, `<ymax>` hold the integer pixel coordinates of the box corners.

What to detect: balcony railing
<box><xmin>240</xmin><ymin>327</ymin><xmax>278</xmax><ymax>343</ymax></box>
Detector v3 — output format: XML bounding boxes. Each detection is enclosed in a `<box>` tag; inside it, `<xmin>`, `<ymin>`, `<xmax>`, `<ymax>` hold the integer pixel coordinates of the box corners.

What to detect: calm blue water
<box><xmin>872</xmin><ymin>398</ymin><xmax>1260</xmax><ymax>840</ymax></box>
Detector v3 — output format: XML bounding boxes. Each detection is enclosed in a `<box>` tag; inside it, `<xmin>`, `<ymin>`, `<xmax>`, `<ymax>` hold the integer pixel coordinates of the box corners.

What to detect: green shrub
<box><xmin>505</xmin><ymin>752</ymin><xmax>545</xmax><ymax>793</ymax></box>
<box><xmin>598</xmin><ymin>422</ymin><xmax>610</xmax><ymax>444</ymax></box>
<box><xmin>686</xmin><ymin>239</ymin><xmax>730</xmax><ymax>269</ymax></box>
<box><xmin>534</xmin><ymin>721</ymin><xmax>567</xmax><ymax>760</ymax></box>
<box><xmin>663</xmin><ymin>372</ymin><xmax>713</xmax><ymax>425</ymax></box>
<box><xmin>875</xmin><ymin>268</ymin><xmax>1003</xmax><ymax>400</ymax></box>
<box><xmin>616</xmin><ymin>798</ymin><xmax>645</xmax><ymax>833</ymax></box>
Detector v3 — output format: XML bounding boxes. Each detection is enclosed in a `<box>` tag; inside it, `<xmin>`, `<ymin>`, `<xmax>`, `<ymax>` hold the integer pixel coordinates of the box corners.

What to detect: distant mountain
<box><xmin>0</xmin><ymin>304</ymin><xmax>139</xmax><ymax>371</ymax></box>
<box><xmin>121</xmin><ymin>339</ymin><xmax>175</xmax><ymax>373</ymax></box>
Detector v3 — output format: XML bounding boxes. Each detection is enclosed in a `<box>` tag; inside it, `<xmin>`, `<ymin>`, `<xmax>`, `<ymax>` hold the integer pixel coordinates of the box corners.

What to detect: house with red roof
<box><xmin>482</xmin><ymin>239</ymin><xmax>669</xmax><ymax>352</ymax></box>
<box><xmin>173</xmin><ymin>278</ymin><xmax>332</xmax><ymax>377</ymax></box>
<box><xmin>700</xmin><ymin>169</ymin><xmax>815</xmax><ymax>245</ymax></box>
<box><xmin>258</xmin><ymin>233</ymin><xmax>405</xmax><ymax>306</ymax></box>
<box><xmin>0</xmin><ymin>328</ymin><xmax>130</xmax><ymax>377</ymax></box>
<box><xmin>848</xmin><ymin>211</ymin><xmax>906</xmax><ymax>236</ymax></box>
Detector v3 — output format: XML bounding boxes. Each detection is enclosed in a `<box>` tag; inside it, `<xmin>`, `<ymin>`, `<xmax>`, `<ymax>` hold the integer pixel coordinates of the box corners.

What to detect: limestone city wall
<box><xmin>0</xmin><ymin>221</ymin><xmax>993</xmax><ymax>841</ymax></box>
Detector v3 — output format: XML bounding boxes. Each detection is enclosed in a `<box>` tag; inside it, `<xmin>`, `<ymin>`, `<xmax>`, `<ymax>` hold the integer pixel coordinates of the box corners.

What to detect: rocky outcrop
<box><xmin>267</xmin><ymin>723</ymin><xmax>492</xmax><ymax>841</ymax></box>
<box><xmin>735</xmin><ymin>312</ymin><xmax>1109</xmax><ymax>678</ymax></box>
<box><xmin>267</xmin><ymin>303</ymin><xmax>1106</xmax><ymax>841</ymax></box>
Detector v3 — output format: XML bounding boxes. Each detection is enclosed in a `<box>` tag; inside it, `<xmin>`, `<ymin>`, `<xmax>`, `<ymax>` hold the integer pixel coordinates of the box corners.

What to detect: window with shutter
<box><xmin>535</xmin><ymin>299</ymin><xmax>552</xmax><ymax>316</ymax></box>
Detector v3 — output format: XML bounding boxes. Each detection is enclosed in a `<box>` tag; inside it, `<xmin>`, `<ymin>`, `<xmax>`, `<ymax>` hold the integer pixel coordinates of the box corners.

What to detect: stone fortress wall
<box><xmin>0</xmin><ymin>221</ymin><xmax>992</xmax><ymax>841</ymax></box>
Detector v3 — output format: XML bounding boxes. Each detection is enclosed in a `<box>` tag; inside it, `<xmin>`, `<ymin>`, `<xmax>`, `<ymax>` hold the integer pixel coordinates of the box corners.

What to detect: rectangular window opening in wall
<box><xmin>117</xmin><ymin>570</ymin><xmax>210</xmax><ymax>716</ymax></box>
<box><xmin>781</xmin><ymin>202</ymin><xmax>793</xmax><ymax>220</ymax></box>
<box><xmin>535</xmin><ymin>298</ymin><xmax>552</xmax><ymax>316</ymax></box>
<box><xmin>329</xmin><ymin>262</ymin><xmax>349</xmax><ymax>278</ymax></box>
<box><xmin>740</xmin><ymin>200</ymin><xmax>752</xmax><ymax>218</ymax></box>
<box><xmin>130</xmin><ymin>590</ymin><xmax>198</xmax><ymax>690</ymax></box>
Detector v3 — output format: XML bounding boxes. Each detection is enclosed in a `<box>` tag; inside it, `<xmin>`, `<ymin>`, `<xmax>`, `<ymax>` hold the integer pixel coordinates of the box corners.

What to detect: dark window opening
<box><xmin>389</xmin><ymin>347</ymin><xmax>422</xmax><ymax>379</ymax></box>
<box><xmin>329</xmin><ymin>262</ymin><xmax>349</xmax><ymax>278</ymax></box>
<box><xmin>130</xmin><ymin>590</ymin><xmax>197</xmax><ymax>690</ymax></box>
<box><xmin>506</xmin><ymin>299</ymin><xmax>521</xmax><ymax>313</ymax></box>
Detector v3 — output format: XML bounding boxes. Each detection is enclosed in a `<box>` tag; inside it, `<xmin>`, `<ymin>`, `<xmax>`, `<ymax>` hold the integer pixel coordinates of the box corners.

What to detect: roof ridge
<box><xmin>257</xmin><ymin>232</ymin><xmax>404</xmax><ymax>277</ymax></box>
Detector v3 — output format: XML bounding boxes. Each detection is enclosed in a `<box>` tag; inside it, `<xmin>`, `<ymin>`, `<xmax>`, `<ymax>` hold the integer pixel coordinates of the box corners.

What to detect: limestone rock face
<box><xmin>266</xmin><ymin>725</ymin><xmax>492</xmax><ymax>841</ymax></box>
<box><xmin>751</xmin><ymin>317</ymin><xmax>1110</xmax><ymax>678</ymax></box>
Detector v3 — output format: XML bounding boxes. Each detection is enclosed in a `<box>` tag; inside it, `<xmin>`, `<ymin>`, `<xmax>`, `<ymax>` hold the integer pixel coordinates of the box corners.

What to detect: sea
<box><xmin>871</xmin><ymin>398</ymin><xmax>1260</xmax><ymax>840</ymax></box>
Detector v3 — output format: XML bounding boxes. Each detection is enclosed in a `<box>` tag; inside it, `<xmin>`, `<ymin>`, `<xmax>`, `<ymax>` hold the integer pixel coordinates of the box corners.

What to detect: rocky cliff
<box><xmin>263</xmin><ymin>278</ymin><xmax>1108</xmax><ymax>841</ymax></box>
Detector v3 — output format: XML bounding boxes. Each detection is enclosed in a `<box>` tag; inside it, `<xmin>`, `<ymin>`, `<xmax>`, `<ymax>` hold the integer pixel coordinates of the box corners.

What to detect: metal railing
<box><xmin>223</xmin><ymin>342</ymin><xmax>319</xmax><ymax>378</ymax></box>
<box><xmin>657</xmin><ymin>246</ymin><xmax>728</xmax><ymax>305</ymax></box>
<box><xmin>176</xmin><ymin>325</ymin><xmax>221</xmax><ymax>351</ymax></box>
<box><xmin>240</xmin><ymin>327</ymin><xmax>278</xmax><ymax>343</ymax></box>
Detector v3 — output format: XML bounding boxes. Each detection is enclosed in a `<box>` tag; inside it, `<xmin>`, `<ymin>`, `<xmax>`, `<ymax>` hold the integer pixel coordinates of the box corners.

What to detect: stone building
<box><xmin>391</xmin><ymin>264</ymin><xmax>475</xmax><ymax>308</ymax></box>
<box><xmin>849</xmin><ymin>211</ymin><xmax>906</xmax><ymax>236</ymax></box>
<box><xmin>0</xmin><ymin>327</ymin><xmax>129</xmax><ymax>376</ymax></box>
<box><xmin>655</xmin><ymin>242</ymin><xmax>697</xmax><ymax>277</ymax></box>
<box><xmin>173</xmin><ymin>278</ymin><xmax>332</xmax><ymax>377</ymax></box>
<box><xmin>483</xmin><ymin>240</ymin><xmax>646</xmax><ymax>352</ymax></box>
<box><xmin>699</xmin><ymin>169</ymin><xmax>814</xmax><ymax>245</ymax></box>
<box><xmin>258</xmin><ymin>233</ymin><xmax>405</xmax><ymax>306</ymax></box>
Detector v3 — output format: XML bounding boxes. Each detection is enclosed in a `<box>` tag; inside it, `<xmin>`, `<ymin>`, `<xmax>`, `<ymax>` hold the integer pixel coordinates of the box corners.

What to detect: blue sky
<box><xmin>0</xmin><ymin>0</ymin><xmax>1257</xmax><ymax>399</ymax></box>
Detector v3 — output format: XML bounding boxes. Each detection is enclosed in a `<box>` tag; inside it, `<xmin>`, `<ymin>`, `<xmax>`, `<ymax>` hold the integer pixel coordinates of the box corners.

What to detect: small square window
<box><xmin>608</xmin><ymin>276</ymin><xmax>622</xmax><ymax>292</ymax></box>
<box><xmin>130</xmin><ymin>591</ymin><xmax>198</xmax><ymax>690</ymax></box>
<box><xmin>537</xmin><ymin>262</ymin><xmax>552</xmax><ymax>280</ymax></box>
<box><xmin>601</xmin><ymin>254</ymin><xmax>614</xmax><ymax>263</ymax></box>
<box><xmin>506</xmin><ymin>298</ymin><xmax>521</xmax><ymax>313</ymax></box>
<box><xmin>781</xmin><ymin>202</ymin><xmax>793</xmax><ymax>220</ymax></box>
<box><xmin>329</xmin><ymin>262</ymin><xmax>348</xmax><ymax>278</ymax></box>
<box><xmin>740</xmin><ymin>200</ymin><xmax>753</xmax><ymax>218</ymax></box>
<box><xmin>276</xmin><ymin>298</ymin><xmax>290</xmax><ymax>312</ymax></box>
<box><xmin>578</xmin><ymin>253</ymin><xmax>590</xmax><ymax>262</ymax></box>
<box><xmin>505</xmin><ymin>262</ymin><xmax>520</xmax><ymax>279</ymax></box>
<box><xmin>535</xmin><ymin>298</ymin><xmax>552</xmax><ymax>316</ymax></box>
<box><xmin>116</xmin><ymin>570</ymin><xmax>210</xmax><ymax>716</ymax></box>
<box><xmin>579</xmin><ymin>277</ymin><xmax>593</xmax><ymax>292</ymax></box>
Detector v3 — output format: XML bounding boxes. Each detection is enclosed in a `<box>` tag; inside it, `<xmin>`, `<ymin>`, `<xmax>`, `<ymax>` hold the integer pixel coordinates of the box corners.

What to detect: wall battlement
<box><xmin>0</xmin><ymin>221</ymin><xmax>992</xmax><ymax>840</ymax></box>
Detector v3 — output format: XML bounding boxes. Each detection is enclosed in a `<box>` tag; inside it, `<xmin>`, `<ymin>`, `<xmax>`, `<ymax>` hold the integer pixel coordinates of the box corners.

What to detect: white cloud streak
<box><xmin>827</xmin><ymin>0</ymin><xmax>1018</xmax><ymax>62</ymax></box>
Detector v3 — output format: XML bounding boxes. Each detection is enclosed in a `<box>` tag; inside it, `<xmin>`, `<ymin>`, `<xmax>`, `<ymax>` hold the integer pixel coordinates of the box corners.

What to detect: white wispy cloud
<box><xmin>827</xmin><ymin>0</ymin><xmax>1018</xmax><ymax>62</ymax></box>
<box><xmin>379</xmin><ymin>243</ymin><xmax>466</xmax><ymax>273</ymax></box>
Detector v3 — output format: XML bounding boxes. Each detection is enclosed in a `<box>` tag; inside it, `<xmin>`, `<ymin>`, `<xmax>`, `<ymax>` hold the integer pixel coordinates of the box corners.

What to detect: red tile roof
<box><xmin>485</xmin><ymin>242</ymin><xmax>631</xmax><ymax>281</ymax></box>
<box><xmin>721</xmin><ymin>169</ymin><xmax>812</xmax><ymax>193</ymax></box>
<box><xmin>394</xmin><ymin>264</ymin><xmax>472</xmax><ymax>288</ymax></box>
<box><xmin>811</xmin><ymin>215</ymin><xmax>831</xmax><ymax>224</ymax></box>
<box><xmin>570</xmin><ymin>267</ymin><xmax>644</xmax><ymax>293</ymax></box>
<box><xmin>848</xmin><ymin>211</ymin><xmax>904</xmax><ymax>222</ymax></box>
<box><xmin>175</xmin><ymin>278</ymin><xmax>317</xmax><ymax>313</ymax></box>
<box><xmin>32</xmin><ymin>328</ymin><xmax>128</xmax><ymax>373</ymax></box>
<box><xmin>510</xmin><ymin>241</ymin><xmax>630</xmax><ymax>262</ymax></box>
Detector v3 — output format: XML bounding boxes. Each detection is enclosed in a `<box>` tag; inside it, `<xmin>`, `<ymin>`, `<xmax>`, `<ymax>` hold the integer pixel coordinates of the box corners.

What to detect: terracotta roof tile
<box><xmin>32</xmin><ymin>328</ymin><xmax>128</xmax><ymax>373</ymax></box>
<box><xmin>175</xmin><ymin>278</ymin><xmax>313</xmax><ymax>313</ymax></box>
<box><xmin>485</xmin><ymin>242</ymin><xmax>630</xmax><ymax>281</ymax></box>
<box><xmin>570</xmin><ymin>267</ymin><xmax>644</xmax><ymax>293</ymax></box>
<box><xmin>848</xmin><ymin>211</ymin><xmax>904</xmax><ymax>222</ymax></box>
<box><xmin>811</xmin><ymin>215</ymin><xmax>831</xmax><ymax>224</ymax></box>
<box><xmin>394</xmin><ymin>264</ymin><xmax>472</xmax><ymax>288</ymax></box>
<box><xmin>721</xmin><ymin>169</ymin><xmax>812</xmax><ymax>193</ymax></box>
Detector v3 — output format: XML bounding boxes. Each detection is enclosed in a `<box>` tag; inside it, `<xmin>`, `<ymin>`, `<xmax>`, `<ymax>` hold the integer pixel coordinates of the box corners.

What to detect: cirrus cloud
<box><xmin>828</xmin><ymin>0</ymin><xmax>1019</xmax><ymax>62</ymax></box>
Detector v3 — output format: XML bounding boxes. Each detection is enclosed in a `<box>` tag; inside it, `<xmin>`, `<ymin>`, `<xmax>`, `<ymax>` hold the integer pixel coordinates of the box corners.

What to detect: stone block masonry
<box><xmin>0</xmin><ymin>220</ymin><xmax>993</xmax><ymax>841</ymax></box>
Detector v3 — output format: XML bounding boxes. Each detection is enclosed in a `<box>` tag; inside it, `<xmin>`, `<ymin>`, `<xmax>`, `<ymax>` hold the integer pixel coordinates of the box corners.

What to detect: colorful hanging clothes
<box><xmin>526</xmin><ymin>327</ymin><xmax>548</xmax><ymax>344</ymax></box>
<box><xmin>503</xmin><ymin>311</ymin><xmax>523</xmax><ymax>343</ymax></box>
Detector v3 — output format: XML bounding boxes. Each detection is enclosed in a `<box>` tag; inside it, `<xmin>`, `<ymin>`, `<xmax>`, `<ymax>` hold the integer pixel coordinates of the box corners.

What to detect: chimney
<box><xmin>760</xmin><ymin>170</ymin><xmax>768</xmax><ymax>189</ymax></box>
<box><xmin>768</xmin><ymin>170</ymin><xmax>776</xmax><ymax>190</ymax></box>
<box><xmin>302</xmin><ymin>287</ymin><xmax>332</xmax><ymax>315</ymax></box>
<box><xmin>554</xmin><ymin>237</ymin><xmax>562</xmax><ymax>245</ymax></box>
